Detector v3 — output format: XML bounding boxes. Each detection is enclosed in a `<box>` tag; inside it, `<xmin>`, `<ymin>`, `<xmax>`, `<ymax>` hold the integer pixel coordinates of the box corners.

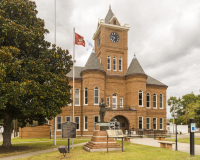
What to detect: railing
<box><xmin>106</xmin><ymin>105</ymin><xmax>136</xmax><ymax>111</ymax></box>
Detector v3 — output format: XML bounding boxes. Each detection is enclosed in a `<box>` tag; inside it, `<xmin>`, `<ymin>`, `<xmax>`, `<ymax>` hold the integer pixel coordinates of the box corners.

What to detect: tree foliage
<box><xmin>168</xmin><ymin>93</ymin><xmax>200</xmax><ymax>125</ymax></box>
<box><xmin>0</xmin><ymin>0</ymin><xmax>72</xmax><ymax>146</ymax></box>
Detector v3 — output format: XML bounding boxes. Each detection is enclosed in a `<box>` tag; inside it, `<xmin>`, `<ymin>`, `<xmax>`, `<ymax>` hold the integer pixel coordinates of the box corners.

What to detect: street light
<box><xmin>174</xmin><ymin>113</ymin><xmax>178</xmax><ymax>151</ymax></box>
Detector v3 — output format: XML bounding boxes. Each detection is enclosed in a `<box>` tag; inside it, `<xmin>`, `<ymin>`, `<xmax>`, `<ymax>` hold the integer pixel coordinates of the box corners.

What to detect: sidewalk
<box><xmin>130</xmin><ymin>138</ymin><xmax>200</xmax><ymax>155</ymax></box>
<box><xmin>0</xmin><ymin>142</ymin><xmax>86</xmax><ymax>160</ymax></box>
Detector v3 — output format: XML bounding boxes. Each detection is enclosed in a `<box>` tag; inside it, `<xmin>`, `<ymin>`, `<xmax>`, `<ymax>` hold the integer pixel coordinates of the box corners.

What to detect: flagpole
<box><xmin>72</xmin><ymin>27</ymin><xmax>75</xmax><ymax>149</ymax></box>
<box><xmin>54</xmin><ymin>0</ymin><xmax>57</xmax><ymax>146</ymax></box>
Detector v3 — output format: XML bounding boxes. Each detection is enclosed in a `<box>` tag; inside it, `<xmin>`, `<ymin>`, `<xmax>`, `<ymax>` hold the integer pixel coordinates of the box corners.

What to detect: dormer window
<box><xmin>113</xmin><ymin>19</ymin><xmax>116</xmax><ymax>25</ymax></box>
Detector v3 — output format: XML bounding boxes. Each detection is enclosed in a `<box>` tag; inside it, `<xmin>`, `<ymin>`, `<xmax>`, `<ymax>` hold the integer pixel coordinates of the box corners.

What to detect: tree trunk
<box><xmin>2</xmin><ymin>113</ymin><xmax>12</xmax><ymax>147</ymax></box>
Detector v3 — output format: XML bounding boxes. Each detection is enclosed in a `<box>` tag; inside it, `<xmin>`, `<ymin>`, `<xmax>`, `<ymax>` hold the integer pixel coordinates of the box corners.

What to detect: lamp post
<box><xmin>174</xmin><ymin>113</ymin><xmax>178</xmax><ymax>151</ymax></box>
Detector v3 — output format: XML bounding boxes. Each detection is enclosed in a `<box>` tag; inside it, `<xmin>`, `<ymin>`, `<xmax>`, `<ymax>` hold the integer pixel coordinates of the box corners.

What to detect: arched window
<box><xmin>75</xmin><ymin>89</ymin><xmax>80</xmax><ymax>106</ymax></box>
<box><xmin>94</xmin><ymin>87</ymin><xmax>99</xmax><ymax>105</ymax></box>
<box><xmin>112</xmin><ymin>94</ymin><xmax>117</xmax><ymax>109</ymax></box>
<box><xmin>153</xmin><ymin>94</ymin><xmax>157</xmax><ymax>108</ymax></box>
<box><xmin>113</xmin><ymin>19</ymin><xmax>116</xmax><ymax>25</ymax></box>
<box><xmin>159</xmin><ymin>94</ymin><xmax>163</xmax><ymax>109</ymax></box>
<box><xmin>84</xmin><ymin>88</ymin><xmax>88</xmax><ymax>105</ymax></box>
<box><xmin>139</xmin><ymin>90</ymin><xmax>143</xmax><ymax>106</ymax></box>
<box><xmin>113</xmin><ymin>57</ymin><xmax>117</xmax><ymax>71</ymax></box>
<box><xmin>107</xmin><ymin>56</ymin><xmax>111</xmax><ymax>70</ymax></box>
<box><xmin>146</xmin><ymin>93</ymin><xmax>150</xmax><ymax>108</ymax></box>
<box><xmin>119</xmin><ymin>57</ymin><xmax>122</xmax><ymax>71</ymax></box>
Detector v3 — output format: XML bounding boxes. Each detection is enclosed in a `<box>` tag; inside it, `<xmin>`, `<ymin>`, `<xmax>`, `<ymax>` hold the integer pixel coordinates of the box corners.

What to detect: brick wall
<box><xmin>19</xmin><ymin>124</ymin><xmax>51</xmax><ymax>139</ymax></box>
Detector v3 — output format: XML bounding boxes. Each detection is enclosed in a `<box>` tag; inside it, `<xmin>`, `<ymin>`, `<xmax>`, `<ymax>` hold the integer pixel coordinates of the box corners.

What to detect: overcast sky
<box><xmin>33</xmin><ymin>0</ymin><xmax>200</xmax><ymax>119</ymax></box>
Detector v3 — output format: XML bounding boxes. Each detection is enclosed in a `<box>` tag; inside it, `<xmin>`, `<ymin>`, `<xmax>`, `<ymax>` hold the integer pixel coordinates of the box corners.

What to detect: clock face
<box><xmin>110</xmin><ymin>32</ymin><xmax>119</xmax><ymax>43</ymax></box>
<box><xmin>98</xmin><ymin>37</ymin><xmax>100</xmax><ymax>47</ymax></box>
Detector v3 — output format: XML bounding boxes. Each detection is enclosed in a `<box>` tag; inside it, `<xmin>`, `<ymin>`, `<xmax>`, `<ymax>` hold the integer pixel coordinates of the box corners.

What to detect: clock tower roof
<box><xmin>105</xmin><ymin>6</ymin><xmax>114</xmax><ymax>24</ymax></box>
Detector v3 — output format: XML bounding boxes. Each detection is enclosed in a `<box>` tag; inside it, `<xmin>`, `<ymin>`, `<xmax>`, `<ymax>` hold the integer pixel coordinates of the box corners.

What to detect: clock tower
<box><xmin>93</xmin><ymin>6</ymin><xmax>130</xmax><ymax>75</ymax></box>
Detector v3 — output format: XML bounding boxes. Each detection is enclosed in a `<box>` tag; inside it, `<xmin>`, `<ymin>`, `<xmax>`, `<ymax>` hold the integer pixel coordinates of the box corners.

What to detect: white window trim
<box><xmin>107</xmin><ymin>97</ymin><xmax>110</xmax><ymax>107</ymax></box>
<box><xmin>159</xmin><ymin>94</ymin><xmax>163</xmax><ymax>109</ymax></box>
<box><xmin>75</xmin><ymin>116</ymin><xmax>80</xmax><ymax>131</ymax></box>
<box><xmin>112</xmin><ymin>94</ymin><xmax>117</xmax><ymax>109</ymax></box>
<box><xmin>84</xmin><ymin>116</ymin><xmax>88</xmax><ymax>131</ymax></box>
<box><xmin>75</xmin><ymin>88</ymin><xmax>80</xmax><ymax>106</ymax></box>
<box><xmin>153</xmin><ymin>94</ymin><xmax>157</xmax><ymax>109</ymax></box>
<box><xmin>153</xmin><ymin>118</ymin><xmax>157</xmax><ymax>130</ymax></box>
<box><xmin>138</xmin><ymin>116</ymin><xmax>143</xmax><ymax>129</ymax></box>
<box><xmin>159</xmin><ymin>118</ymin><xmax>163</xmax><ymax>130</ymax></box>
<box><xmin>119</xmin><ymin>57</ymin><xmax>122</xmax><ymax>71</ymax></box>
<box><xmin>56</xmin><ymin>116</ymin><xmax>62</xmax><ymax>131</ymax></box>
<box><xmin>65</xmin><ymin>116</ymin><xmax>71</xmax><ymax>122</ymax></box>
<box><xmin>94</xmin><ymin>115</ymin><xmax>99</xmax><ymax>130</ymax></box>
<box><xmin>139</xmin><ymin>90</ymin><xmax>143</xmax><ymax>107</ymax></box>
<box><xmin>146</xmin><ymin>93</ymin><xmax>150</xmax><ymax>108</ymax></box>
<box><xmin>84</xmin><ymin>88</ymin><xmax>88</xmax><ymax>105</ymax></box>
<box><xmin>146</xmin><ymin>117</ymin><xmax>150</xmax><ymax>130</ymax></box>
<box><xmin>113</xmin><ymin>57</ymin><xmax>117</xmax><ymax>71</ymax></box>
<box><xmin>107</xmin><ymin>56</ymin><xmax>111</xmax><ymax>70</ymax></box>
<box><xmin>94</xmin><ymin>87</ymin><xmax>99</xmax><ymax>105</ymax></box>
<box><xmin>120</xmin><ymin>97</ymin><xmax>123</xmax><ymax>108</ymax></box>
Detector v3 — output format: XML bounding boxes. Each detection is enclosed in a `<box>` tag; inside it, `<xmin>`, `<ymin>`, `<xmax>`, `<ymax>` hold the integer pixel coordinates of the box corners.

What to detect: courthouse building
<box><xmin>50</xmin><ymin>7</ymin><xmax>168</xmax><ymax>137</ymax></box>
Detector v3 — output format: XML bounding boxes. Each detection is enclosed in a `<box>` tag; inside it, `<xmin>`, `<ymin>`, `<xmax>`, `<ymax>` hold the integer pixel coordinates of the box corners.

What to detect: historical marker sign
<box><xmin>106</xmin><ymin>129</ymin><xmax>124</xmax><ymax>138</ymax></box>
<box><xmin>62</xmin><ymin>122</ymin><xmax>76</xmax><ymax>138</ymax></box>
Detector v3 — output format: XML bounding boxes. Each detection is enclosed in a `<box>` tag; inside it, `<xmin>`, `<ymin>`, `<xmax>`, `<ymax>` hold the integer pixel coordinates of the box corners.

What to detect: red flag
<box><xmin>75</xmin><ymin>33</ymin><xmax>85</xmax><ymax>47</ymax></box>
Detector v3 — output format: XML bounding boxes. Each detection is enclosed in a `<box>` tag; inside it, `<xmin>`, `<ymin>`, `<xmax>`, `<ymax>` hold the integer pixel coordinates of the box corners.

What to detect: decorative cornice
<box><xmin>93</xmin><ymin>23</ymin><xmax>130</xmax><ymax>40</ymax></box>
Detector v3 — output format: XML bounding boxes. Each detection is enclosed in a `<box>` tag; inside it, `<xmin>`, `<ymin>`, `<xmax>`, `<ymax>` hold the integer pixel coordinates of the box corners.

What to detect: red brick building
<box><xmin>50</xmin><ymin>7</ymin><xmax>168</xmax><ymax>137</ymax></box>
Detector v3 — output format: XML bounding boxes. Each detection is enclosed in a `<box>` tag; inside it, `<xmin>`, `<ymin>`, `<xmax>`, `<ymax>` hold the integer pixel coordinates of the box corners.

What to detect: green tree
<box><xmin>0</xmin><ymin>0</ymin><xmax>72</xmax><ymax>147</ymax></box>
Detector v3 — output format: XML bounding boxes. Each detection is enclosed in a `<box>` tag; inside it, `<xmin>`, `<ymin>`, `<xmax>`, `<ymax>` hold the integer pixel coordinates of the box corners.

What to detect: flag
<box><xmin>75</xmin><ymin>33</ymin><xmax>85</xmax><ymax>47</ymax></box>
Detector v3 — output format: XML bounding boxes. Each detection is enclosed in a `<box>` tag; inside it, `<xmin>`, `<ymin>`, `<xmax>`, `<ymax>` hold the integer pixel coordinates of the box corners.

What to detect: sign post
<box><xmin>190</xmin><ymin>119</ymin><xmax>195</xmax><ymax>156</ymax></box>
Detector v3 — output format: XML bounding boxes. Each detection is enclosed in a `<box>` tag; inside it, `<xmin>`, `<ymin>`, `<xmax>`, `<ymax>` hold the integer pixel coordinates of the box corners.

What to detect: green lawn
<box><xmin>166</xmin><ymin>138</ymin><xmax>200</xmax><ymax>145</ymax></box>
<box><xmin>18</xmin><ymin>141</ymin><xmax>200</xmax><ymax>160</ymax></box>
<box><xmin>0</xmin><ymin>138</ymin><xmax>90</xmax><ymax>158</ymax></box>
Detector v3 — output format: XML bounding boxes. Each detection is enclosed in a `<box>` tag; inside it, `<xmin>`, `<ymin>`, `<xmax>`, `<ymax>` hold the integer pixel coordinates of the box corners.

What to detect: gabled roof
<box><xmin>83</xmin><ymin>50</ymin><xmax>104</xmax><ymax>72</ymax></box>
<box><xmin>66</xmin><ymin>66</ymin><xmax>84</xmax><ymax>79</ymax></box>
<box><xmin>105</xmin><ymin>7</ymin><xmax>114</xmax><ymax>24</ymax></box>
<box><xmin>125</xmin><ymin>57</ymin><xmax>145</xmax><ymax>76</ymax></box>
<box><xmin>146</xmin><ymin>75</ymin><xmax>167</xmax><ymax>87</ymax></box>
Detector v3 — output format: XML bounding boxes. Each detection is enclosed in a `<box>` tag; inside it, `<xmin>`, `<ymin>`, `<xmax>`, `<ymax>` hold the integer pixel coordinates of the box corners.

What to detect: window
<box><xmin>113</xmin><ymin>19</ymin><xmax>116</xmax><ymax>25</ymax></box>
<box><xmin>119</xmin><ymin>57</ymin><xmax>122</xmax><ymax>71</ymax></box>
<box><xmin>84</xmin><ymin>88</ymin><xmax>88</xmax><ymax>105</ymax></box>
<box><xmin>139</xmin><ymin>90</ymin><xmax>143</xmax><ymax>106</ymax></box>
<box><xmin>120</xmin><ymin>98</ymin><xmax>123</xmax><ymax>108</ymax></box>
<box><xmin>107</xmin><ymin>97</ymin><xmax>110</xmax><ymax>107</ymax></box>
<box><xmin>153</xmin><ymin>94</ymin><xmax>157</xmax><ymax>108</ymax></box>
<box><xmin>112</xmin><ymin>94</ymin><xmax>117</xmax><ymax>109</ymax></box>
<box><xmin>113</xmin><ymin>57</ymin><xmax>117</xmax><ymax>71</ymax></box>
<box><xmin>75</xmin><ymin>117</ymin><xmax>80</xmax><ymax>130</ymax></box>
<box><xmin>139</xmin><ymin>117</ymin><xmax>143</xmax><ymax>129</ymax></box>
<box><xmin>146</xmin><ymin>118</ymin><xmax>150</xmax><ymax>130</ymax></box>
<box><xmin>84</xmin><ymin>116</ymin><xmax>88</xmax><ymax>130</ymax></box>
<box><xmin>94</xmin><ymin>116</ymin><xmax>99</xmax><ymax>130</ymax></box>
<box><xmin>146</xmin><ymin>93</ymin><xmax>150</xmax><ymax>108</ymax></box>
<box><xmin>153</xmin><ymin>118</ymin><xmax>157</xmax><ymax>130</ymax></box>
<box><xmin>66</xmin><ymin>116</ymin><xmax>71</xmax><ymax>122</ymax></box>
<box><xmin>94</xmin><ymin>87</ymin><xmax>99</xmax><ymax>105</ymax></box>
<box><xmin>107</xmin><ymin>56</ymin><xmax>111</xmax><ymax>70</ymax></box>
<box><xmin>57</xmin><ymin>117</ymin><xmax>62</xmax><ymax>130</ymax></box>
<box><xmin>160</xmin><ymin>118</ymin><xmax>163</xmax><ymax>130</ymax></box>
<box><xmin>159</xmin><ymin>94</ymin><xmax>163</xmax><ymax>109</ymax></box>
<box><xmin>75</xmin><ymin>89</ymin><xmax>80</xmax><ymax>106</ymax></box>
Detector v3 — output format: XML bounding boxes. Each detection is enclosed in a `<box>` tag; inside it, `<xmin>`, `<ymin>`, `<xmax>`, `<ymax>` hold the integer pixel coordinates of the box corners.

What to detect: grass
<box><xmin>166</xmin><ymin>138</ymin><xmax>200</xmax><ymax>145</ymax></box>
<box><xmin>0</xmin><ymin>138</ymin><xmax>90</xmax><ymax>158</ymax></box>
<box><xmin>17</xmin><ymin>141</ymin><xmax>200</xmax><ymax>160</ymax></box>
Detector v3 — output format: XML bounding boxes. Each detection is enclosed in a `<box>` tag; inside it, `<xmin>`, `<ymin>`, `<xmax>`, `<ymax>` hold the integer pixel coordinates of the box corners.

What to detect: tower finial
<box><xmin>109</xmin><ymin>5</ymin><xmax>111</xmax><ymax>10</ymax></box>
<box><xmin>133</xmin><ymin>53</ymin><xmax>136</xmax><ymax>59</ymax></box>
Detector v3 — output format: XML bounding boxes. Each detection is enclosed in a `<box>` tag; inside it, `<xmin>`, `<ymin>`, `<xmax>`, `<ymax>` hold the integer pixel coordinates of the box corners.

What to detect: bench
<box><xmin>157</xmin><ymin>136</ymin><xmax>166</xmax><ymax>141</ymax></box>
<box><xmin>158</xmin><ymin>141</ymin><xmax>175</xmax><ymax>149</ymax></box>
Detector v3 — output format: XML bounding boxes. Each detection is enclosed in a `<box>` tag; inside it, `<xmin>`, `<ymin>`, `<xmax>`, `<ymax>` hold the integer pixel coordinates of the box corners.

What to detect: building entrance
<box><xmin>110</xmin><ymin>115</ymin><xmax>129</xmax><ymax>134</ymax></box>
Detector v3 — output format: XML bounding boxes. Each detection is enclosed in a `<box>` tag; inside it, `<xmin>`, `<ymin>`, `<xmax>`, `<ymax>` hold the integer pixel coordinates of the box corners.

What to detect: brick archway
<box><xmin>109</xmin><ymin>115</ymin><xmax>130</xmax><ymax>134</ymax></box>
